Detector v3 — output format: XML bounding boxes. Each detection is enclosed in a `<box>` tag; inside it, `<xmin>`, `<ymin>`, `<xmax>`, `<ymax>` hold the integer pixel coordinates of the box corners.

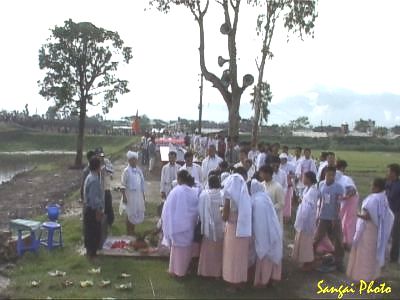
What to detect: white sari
<box><xmin>353</xmin><ymin>191</ymin><xmax>394</xmax><ymax>267</ymax></box>
<box><xmin>294</xmin><ymin>185</ymin><xmax>318</xmax><ymax>235</ymax></box>
<box><xmin>198</xmin><ymin>189</ymin><xmax>224</xmax><ymax>242</ymax></box>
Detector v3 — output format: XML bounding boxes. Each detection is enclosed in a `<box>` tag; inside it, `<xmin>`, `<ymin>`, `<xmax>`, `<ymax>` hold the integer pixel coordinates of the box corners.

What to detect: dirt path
<box><xmin>0</xmin><ymin>165</ymin><xmax>81</xmax><ymax>230</ymax></box>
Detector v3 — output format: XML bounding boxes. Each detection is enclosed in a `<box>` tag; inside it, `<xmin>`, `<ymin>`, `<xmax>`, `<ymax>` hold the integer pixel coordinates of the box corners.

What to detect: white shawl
<box><xmin>294</xmin><ymin>185</ymin><xmax>318</xmax><ymax>234</ymax></box>
<box><xmin>251</xmin><ymin>180</ymin><xmax>282</xmax><ymax>264</ymax></box>
<box><xmin>336</xmin><ymin>171</ymin><xmax>357</xmax><ymax>194</ymax></box>
<box><xmin>161</xmin><ymin>184</ymin><xmax>199</xmax><ymax>247</ymax></box>
<box><xmin>353</xmin><ymin>191</ymin><xmax>394</xmax><ymax>267</ymax></box>
<box><xmin>198</xmin><ymin>189</ymin><xmax>224</xmax><ymax>242</ymax></box>
<box><xmin>222</xmin><ymin>174</ymin><xmax>252</xmax><ymax>237</ymax></box>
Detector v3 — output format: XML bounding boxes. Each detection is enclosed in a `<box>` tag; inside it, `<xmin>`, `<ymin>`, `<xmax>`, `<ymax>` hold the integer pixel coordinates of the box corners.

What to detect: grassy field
<box><xmin>320</xmin><ymin>150</ymin><xmax>400</xmax><ymax>198</ymax></box>
<box><xmin>0</xmin><ymin>123</ymin><xmax>135</xmax><ymax>159</ymax></box>
<box><xmin>7</xmin><ymin>204</ymin><xmax>308</xmax><ymax>300</ymax></box>
<box><xmin>2</xmin><ymin>124</ymin><xmax>400</xmax><ymax>299</ymax></box>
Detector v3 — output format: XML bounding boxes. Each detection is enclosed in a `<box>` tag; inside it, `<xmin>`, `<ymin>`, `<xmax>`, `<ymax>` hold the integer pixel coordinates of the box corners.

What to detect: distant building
<box><xmin>341</xmin><ymin>122</ymin><xmax>349</xmax><ymax>134</ymax></box>
<box><xmin>292</xmin><ymin>130</ymin><xmax>328</xmax><ymax>138</ymax></box>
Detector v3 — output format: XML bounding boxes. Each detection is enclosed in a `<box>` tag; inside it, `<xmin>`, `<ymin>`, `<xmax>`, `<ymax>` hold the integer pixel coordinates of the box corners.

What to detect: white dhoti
<box><xmin>126</xmin><ymin>189</ymin><xmax>145</xmax><ymax>224</ymax></box>
<box><xmin>121</xmin><ymin>165</ymin><xmax>146</xmax><ymax>225</ymax></box>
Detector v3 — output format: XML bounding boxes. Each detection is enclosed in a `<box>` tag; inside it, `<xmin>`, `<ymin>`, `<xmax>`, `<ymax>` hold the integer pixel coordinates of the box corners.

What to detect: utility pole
<box><xmin>198</xmin><ymin>73</ymin><xmax>203</xmax><ymax>134</ymax></box>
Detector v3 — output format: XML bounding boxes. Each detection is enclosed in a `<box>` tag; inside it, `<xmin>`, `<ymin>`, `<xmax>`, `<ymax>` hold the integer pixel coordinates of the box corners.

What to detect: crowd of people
<box><xmin>81</xmin><ymin>133</ymin><xmax>400</xmax><ymax>292</ymax></box>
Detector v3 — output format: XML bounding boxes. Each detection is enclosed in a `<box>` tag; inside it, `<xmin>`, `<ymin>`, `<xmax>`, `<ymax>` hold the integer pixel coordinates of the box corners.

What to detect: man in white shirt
<box><xmin>248</xmin><ymin>143</ymin><xmax>259</xmax><ymax>165</ymax></box>
<box><xmin>179</xmin><ymin>151</ymin><xmax>202</xmax><ymax>186</ymax></box>
<box><xmin>281</xmin><ymin>145</ymin><xmax>294</xmax><ymax>163</ymax></box>
<box><xmin>160</xmin><ymin>151</ymin><xmax>180</xmax><ymax>200</ymax></box>
<box><xmin>271</xmin><ymin>156</ymin><xmax>288</xmax><ymax>193</ymax></box>
<box><xmin>255</xmin><ymin>143</ymin><xmax>267</xmax><ymax>171</ymax></box>
<box><xmin>317</xmin><ymin>151</ymin><xmax>329</xmax><ymax>181</ymax></box>
<box><xmin>234</xmin><ymin>149</ymin><xmax>256</xmax><ymax>181</ymax></box>
<box><xmin>295</xmin><ymin>148</ymin><xmax>317</xmax><ymax>178</ymax></box>
<box><xmin>259</xmin><ymin>165</ymin><xmax>285</xmax><ymax>228</ymax></box>
<box><xmin>295</xmin><ymin>148</ymin><xmax>317</xmax><ymax>197</ymax></box>
<box><xmin>201</xmin><ymin>144</ymin><xmax>223</xmax><ymax>184</ymax></box>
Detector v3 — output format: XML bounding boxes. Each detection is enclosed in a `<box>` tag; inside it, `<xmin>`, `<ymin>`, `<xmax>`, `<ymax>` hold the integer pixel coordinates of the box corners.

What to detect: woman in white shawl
<box><xmin>221</xmin><ymin>169</ymin><xmax>252</xmax><ymax>291</ymax></box>
<box><xmin>250</xmin><ymin>179</ymin><xmax>283</xmax><ymax>287</ymax></box>
<box><xmin>162</xmin><ymin>169</ymin><xmax>199</xmax><ymax>278</ymax></box>
<box><xmin>121</xmin><ymin>151</ymin><xmax>146</xmax><ymax>236</ymax></box>
<box><xmin>292</xmin><ymin>171</ymin><xmax>319</xmax><ymax>271</ymax></box>
<box><xmin>197</xmin><ymin>174</ymin><xmax>224</xmax><ymax>278</ymax></box>
<box><xmin>347</xmin><ymin>178</ymin><xmax>394</xmax><ymax>281</ymax></box>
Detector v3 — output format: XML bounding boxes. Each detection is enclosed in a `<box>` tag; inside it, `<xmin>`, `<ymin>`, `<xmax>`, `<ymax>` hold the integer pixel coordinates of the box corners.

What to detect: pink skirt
<box><xmin>283</xmin><ymin>187</ymin><xmax>293</xmax><ymax>218</ymax></box>
<box><xmin>198</xmin><ymin>237</ymin><xmax>223</xmax><ymax>278</ymax></box>
<box><xmin>292</xmin><ymin>231</ymin><xmax>314</xmax><ymax>263</ymax></box>
<box><xmin>346</xmin><ymin>221</ymin><xmax>380</xmax><ymax>281</ymax></box>
<box><xmin>316</xmin><ymin>235</ymin><xmax>335</xmax><ymax>254</ymax></box>
<box><xmin>223</xmin><ymin>213</ymin><xmax>250</xmax><ymax>284</ymax></box>
<box><xmin>192</xmin><ymin>242</ymin><xmax>201</xmax><ymax>258</ymax></box>
<box><xmin>169</xmin><ymin>245</ymin><xmax>193</xmax><ymax>277</ymax></box>
<box><xmin>340</xmin><ymin>195</ymin><xmax>359</xmax><ymax>245</ymax></box>
<box><xmin>254</xmin><ymin>257</ymin><xmax>282</xmax><ymax>286</ymax></box>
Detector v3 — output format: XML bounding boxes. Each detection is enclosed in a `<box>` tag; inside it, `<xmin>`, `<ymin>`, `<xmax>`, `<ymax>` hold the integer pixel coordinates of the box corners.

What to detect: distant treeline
<box><xmin>240</xmin><ymin>134</ymin><xmax>400</xmax><ymax>152</ymax></box>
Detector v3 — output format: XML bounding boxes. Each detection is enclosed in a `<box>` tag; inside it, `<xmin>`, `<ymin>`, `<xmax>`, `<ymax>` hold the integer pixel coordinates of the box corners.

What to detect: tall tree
<box><xmin>250</xmin><ymin>81</ymin><xmax>272</xmax><ymax>127</ymax></box>
<box><xmin>150</xmin><ymin>0</ymin><xmax>256</xmax><ymax>138</ymax></box>
<box><xmin>38</xmin><ymin>19</ymin><xmax>132</xmax><ymax>167</ymax></box>
<box><xmin>250</xmin><ymin>0</ymin><xmax>317</xmax><ymax>146</ymax></box>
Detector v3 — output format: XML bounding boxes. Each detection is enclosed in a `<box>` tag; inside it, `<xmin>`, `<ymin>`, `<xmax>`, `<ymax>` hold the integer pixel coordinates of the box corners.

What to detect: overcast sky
<box><xmin>1</xmin><ymin>0</ymin><xmax>399</xmax><ymax>127</ymax></box>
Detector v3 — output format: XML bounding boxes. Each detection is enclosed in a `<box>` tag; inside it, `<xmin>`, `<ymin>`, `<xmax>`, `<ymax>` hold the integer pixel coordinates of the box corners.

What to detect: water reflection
<box><xmin>0</xmin><ymin>166</ymin><xmax>34</xmax><ymax>184</ymax></box>
<box><xmin>0</xmin><ymin>152</ymin><xmax>74</xmax><ymax>184</ymax></box>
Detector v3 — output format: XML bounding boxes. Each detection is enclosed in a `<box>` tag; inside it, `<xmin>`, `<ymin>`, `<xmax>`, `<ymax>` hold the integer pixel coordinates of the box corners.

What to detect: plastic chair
<box><xmin>39</xmin><ymin>221</ymin><xmax>63</xmax><ymax>250</ymax></box>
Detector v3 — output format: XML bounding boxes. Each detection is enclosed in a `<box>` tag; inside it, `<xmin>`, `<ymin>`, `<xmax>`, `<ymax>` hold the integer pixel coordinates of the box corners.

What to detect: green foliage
<box><xmin>249</xmin><ymin>0</ymin><xmax>317</xmax><ymax>144</ymax></box>
<box><xmin>250</xmin><ymin>81</ymin><xmax>272</xmax><ymax>125</ymax></box>
<box><xmin>38</xmin><ymin>19</ymin><xmax>133</xmax><ymax>166</ymax></box>
<box><xmin>288</xmin><ymin>116</ymin><xmax>311</xmax><ymax>130</ymax></box>
<box><xmin>38</xmin><ymin>19</ymin><xmax>132</xmax><ymax>114</ymax></box>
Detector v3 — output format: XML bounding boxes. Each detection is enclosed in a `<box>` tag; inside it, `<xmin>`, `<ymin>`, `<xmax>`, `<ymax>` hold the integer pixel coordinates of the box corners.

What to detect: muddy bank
<box><xmin>0</xmin><ymin>164</ymin><xmax>81</xmax><ymax>230</ymax></box>
<box><xmin>0</xmin><ymin>151</ymin><xmax>164</xmax><ymax>230</ymax></box>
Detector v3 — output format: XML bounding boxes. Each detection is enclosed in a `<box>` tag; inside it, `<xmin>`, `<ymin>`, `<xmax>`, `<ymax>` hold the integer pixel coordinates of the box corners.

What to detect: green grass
<box><xmin>4</xmin><ymin>148</ymin><xmax>400</xmax><ymax>299</ymax></box>
<box><xmin>0</xmin><ymin>124</ymin><xmax>135</xmax><ymax>157</ymax></box>
<box><xmin>8</xmin><ymin>202</ymin><xmax>305</xmax><ymax>299</ymax></box>
<box><xmin>327</xmin><ymin>150</ymin><xmax>400</xmax><ymax>197</ymax></box>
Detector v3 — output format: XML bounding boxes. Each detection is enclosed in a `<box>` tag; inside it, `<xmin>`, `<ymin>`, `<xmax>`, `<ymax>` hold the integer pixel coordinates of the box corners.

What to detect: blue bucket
<box><xmin>47</xmin><ymin>204</ymin><xmax>60</xmax><ymax>221</ymax></box>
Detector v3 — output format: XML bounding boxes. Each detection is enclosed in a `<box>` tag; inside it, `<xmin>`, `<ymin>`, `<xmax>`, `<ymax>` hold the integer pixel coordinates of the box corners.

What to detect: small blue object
<box><xmin>46</xmin><ymin>204</ymin><xmax>60</xmax><ymax>221</ymax></box>
<box><xmin>39</xmin><ymin>221</ymin><xmax>63</xmax><ymax>250</ymax></box>
<box><xmin>9</xmin><ymin>219</ymin><xmax>41</xmax><ymax>256</ymax></box>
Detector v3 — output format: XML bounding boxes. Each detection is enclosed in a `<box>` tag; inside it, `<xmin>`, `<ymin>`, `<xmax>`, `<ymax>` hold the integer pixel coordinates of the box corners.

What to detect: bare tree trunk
<box><xmin>251</xmin><ymin>86</ymin><xmax>261</xmax><ymax>146</ymax></box>
<box><xmin>251</xmin><ymin>54</ymin><xmax>267</xmax><ymax>146</ymax></box>
<box><xmin>251</xmin><ymin>3</ymin><xmax>276</xmax><ymax>146</ymax></box>
<box><xmin>74</xmin><ymin>98</ymin><xmax>86</xmax><ymax>168</ymax></box>
<box><xmin>228</xmin><ymin>93</ymin><xmax>240</xmax><ymax>137</ymax></box>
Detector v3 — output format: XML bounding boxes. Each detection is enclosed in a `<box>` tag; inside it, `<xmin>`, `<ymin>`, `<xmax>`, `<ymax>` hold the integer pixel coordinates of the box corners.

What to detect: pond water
<box><xmin>0</xmin><ymin>151</ymin><xmax>75</xmax><ymax>185</ymax></box>
<box><xmin>0</xmin><ymin>166</ymin><xmax>34</xmax><ymax>184</ymax></box>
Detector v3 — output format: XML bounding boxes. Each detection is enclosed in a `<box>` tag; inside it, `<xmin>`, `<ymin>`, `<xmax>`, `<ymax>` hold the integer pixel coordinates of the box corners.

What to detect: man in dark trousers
<box><xmin>80</xmin><ymin>150</ymin><xmax>96</xmax><ymax>203</ymax></box>
<box><xmin>83</xmin><ymin>156</ymin><xmax>104</xmax><ymax>260</ymax></box>
<box><xmin>386</xmin><ymin>163</ymin><xmax>400</xmax><ymax>263</ymax></box>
